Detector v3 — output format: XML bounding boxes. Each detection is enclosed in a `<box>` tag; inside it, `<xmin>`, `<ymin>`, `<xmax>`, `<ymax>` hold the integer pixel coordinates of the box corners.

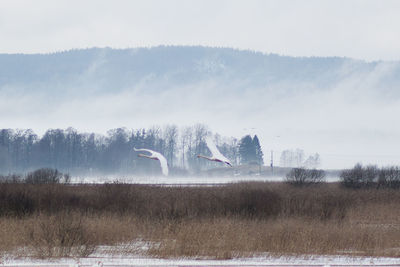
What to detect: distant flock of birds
<box><xmin>134</xmin><ymin>136</ymin><xmax>232</xmax><ymax>176</ymax></box>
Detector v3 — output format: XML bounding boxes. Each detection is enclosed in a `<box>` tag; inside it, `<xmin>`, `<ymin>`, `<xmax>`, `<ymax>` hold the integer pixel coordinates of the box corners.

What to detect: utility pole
<box><xmin>270</xmin><ymin>150</ymin><xmax>274</xmax><ymax>175</ymax></box>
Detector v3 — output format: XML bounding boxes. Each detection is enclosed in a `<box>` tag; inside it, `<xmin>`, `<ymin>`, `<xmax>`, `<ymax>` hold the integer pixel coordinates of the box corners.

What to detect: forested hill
<box><xmin>1</xmin><ymin>46</ymin><xmax>399</xmax><ymax>96</ymax></box>
<box><xmin>2</xmin><ymin>46</ymin><xmax>400</xmax><ymax>169</ymax></box>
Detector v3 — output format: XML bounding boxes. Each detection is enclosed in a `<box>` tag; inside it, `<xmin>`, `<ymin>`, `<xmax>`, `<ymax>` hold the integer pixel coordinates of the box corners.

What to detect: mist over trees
<box><xmin>279</xmin><ymin>149</ymin><xmax>320</xmax><ymax>168</ymax></box>
<box><xmin>2</xmin><ymin>47</ymin><xmax>400</xmax><ymax>169</ymax></box>
<box><xmin>0</xmin><ymin>125</ymin><xmax>263</xmax><ymax>175</ymax></box>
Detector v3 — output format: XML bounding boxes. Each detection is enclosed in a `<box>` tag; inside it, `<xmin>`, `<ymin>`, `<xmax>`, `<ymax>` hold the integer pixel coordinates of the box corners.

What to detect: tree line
<box><xmin>0</xmin><ymin>125</ymin><xmax>264</xmax><ymax>175</ymax></box>
<box><xmin>280</xmin><ymin>149</ymin><xmax>320</xmax><ymax>168</ymax></box>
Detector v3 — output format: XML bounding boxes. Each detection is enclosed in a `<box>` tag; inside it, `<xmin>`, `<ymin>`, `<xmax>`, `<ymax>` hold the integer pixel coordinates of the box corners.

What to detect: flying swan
<box><xmin>197</xmin><ymin>137</ymin><xmax>233</xmax><ymax>167</ymax></box>
<box><xmin>134</xmin><ymin>148</ymin><xmax>169</xmax><ymax>176</ymax></box>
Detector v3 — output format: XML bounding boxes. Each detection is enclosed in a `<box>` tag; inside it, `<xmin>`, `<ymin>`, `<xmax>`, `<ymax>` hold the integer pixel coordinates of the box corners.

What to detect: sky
<box><xmin>1</xmin><ymin>0</ymin><xmax>400</xmax><ymax>61</ymax></box>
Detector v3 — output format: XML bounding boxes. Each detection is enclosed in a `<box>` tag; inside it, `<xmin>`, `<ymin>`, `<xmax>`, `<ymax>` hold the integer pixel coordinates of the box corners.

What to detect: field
<box><xmin>0</xmin><ymin>181</ymin><xmax>400</xmax><ymax>260</ymax></box>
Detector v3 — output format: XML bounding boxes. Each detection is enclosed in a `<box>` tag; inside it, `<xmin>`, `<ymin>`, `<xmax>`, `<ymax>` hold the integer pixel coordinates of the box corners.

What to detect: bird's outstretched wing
<box><xmin>134</xmin><ymin>148</ymin><xmax>155</xmax><ymax>156</ymax></box>
<box><xmin>134</xmin><ymin>147</ymin><xmax>169</xmax><ymax>176</ymax></box>
<box><xmin>205</xmin><ymin>137</ymin><xmax>231</xmax><ymax>165</ymax></box>
<box><xmin>154</xmin><ymin>152</ymin><xmax>169</xmax><ymax>176</ymax></box>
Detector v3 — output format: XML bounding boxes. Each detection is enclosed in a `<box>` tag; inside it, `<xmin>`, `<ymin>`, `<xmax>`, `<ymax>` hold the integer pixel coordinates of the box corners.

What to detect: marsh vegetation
<box><xmin>0</xmin><ymin>174</ymin><xmax>399</xmax><ymax>259</ymax></box>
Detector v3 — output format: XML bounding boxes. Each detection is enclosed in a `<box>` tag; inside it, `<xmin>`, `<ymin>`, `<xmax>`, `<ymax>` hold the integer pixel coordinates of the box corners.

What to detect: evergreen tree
<box><xmin>239</xmin><ymin>135</ymin><xmax>254</xmax><ymax>164</ymax></box>
<box><xmin>253</xmin><ymin>135</ymin><xmax>264</xmax><ymax>165</ymax></box>
<box><xmin>239</xmin><ymin>134</ymin><xmax>264</xmax><ymax>165</ymax></box>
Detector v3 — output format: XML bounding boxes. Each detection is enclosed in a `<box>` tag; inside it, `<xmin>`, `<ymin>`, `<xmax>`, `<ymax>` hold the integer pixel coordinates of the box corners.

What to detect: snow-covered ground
<box><xmin>2</xmin><ymin>254</ymin><xmax>399</xmax><ymax>266</ymax></box>
<box><xmin>70</xmin><ymin>175</ymin><xmax>340</xmax><ymax>185</ymax></box>
<box><xmin>2</xmin><ymin>242</ymin><xmax>398</xmax><ymax>266</ymax></box>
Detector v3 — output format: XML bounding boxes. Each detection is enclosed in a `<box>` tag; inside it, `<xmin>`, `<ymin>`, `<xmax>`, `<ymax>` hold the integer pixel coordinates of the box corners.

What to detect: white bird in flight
<box><xmin>134</xmin><ymin>148</ymin><xmax>169</xmax><ymax>176</ymax></box>
<box><xmin>197</xmin><ymin>137</ymin><xmax>233</xmax><ymax>167</ymax></box>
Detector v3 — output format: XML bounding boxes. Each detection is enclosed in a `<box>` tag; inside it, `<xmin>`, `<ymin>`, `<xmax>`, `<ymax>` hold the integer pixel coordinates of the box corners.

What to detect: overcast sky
<box><xmin>1</xmin><ymin>0</ymin><xmax>400</xmax><ymax>61</ymax></box>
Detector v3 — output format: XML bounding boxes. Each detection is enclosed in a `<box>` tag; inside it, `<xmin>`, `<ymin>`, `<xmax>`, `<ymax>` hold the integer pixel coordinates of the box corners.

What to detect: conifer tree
<box><xmin>239</xmin><ymin>134</ymin><xmax>264</xmax><ymax>165</ymax></box>
<box><xmin>239</xmin><ymin>135</ymin><xmax>253</xmax><ymax>164</ymax></box>
<box><xmin>253</xmin><ymin>135</ymin><xmax>264</xmax><ymax>165</ymax></box>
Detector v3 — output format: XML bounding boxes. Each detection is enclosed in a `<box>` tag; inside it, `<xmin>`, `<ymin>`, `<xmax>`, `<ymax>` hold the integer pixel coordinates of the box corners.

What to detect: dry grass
<box><xmin>148</xmin><ymin>217</ymin><xmax>400</xmax><ymax>259</ymax></box>
<box><xmin>0</xmin><ymin>182</ymin><xmax>400</xmax><ymax>259</ymax></box>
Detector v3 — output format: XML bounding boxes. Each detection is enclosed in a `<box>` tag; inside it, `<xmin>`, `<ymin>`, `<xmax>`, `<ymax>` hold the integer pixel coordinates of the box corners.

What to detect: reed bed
<box><xmin>0</xmin><ymin>182</ymin><xmax>399</xmax><ymax>258</ymax></box>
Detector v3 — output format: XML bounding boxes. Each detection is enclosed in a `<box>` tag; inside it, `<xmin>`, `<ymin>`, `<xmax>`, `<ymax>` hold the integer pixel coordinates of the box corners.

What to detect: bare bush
<box><xmin>340</xmin><ymin>163</ymin><xmax>378</xmax><ymax>188</ymax></box>
<box><xmin>339</xmin><ymin>164</ymin><xmax>400</xmax><ymax>189</ymax></box>
<box><xmin>378</xmin><ymin>166</ymin><xmax>400</xmax><ymax>188</ymax></box>
<box><xmin>24</xmin><ymin>168</ymin><xmax>70</xmax><ymax>184</ymax></box>
<box><xmin>308</xmin><ymin>169</ymin><xmax>326</xmax><ymax>183</ymax></box>
<box><xmin>26</xmin><ymin>212</ymin><xmax>95</xmax><ymax>258</ymax></box>
<box><xmin>285</xmin><ymin>168</ymin><xmax>325</xmax><ymax>185</ymax></box>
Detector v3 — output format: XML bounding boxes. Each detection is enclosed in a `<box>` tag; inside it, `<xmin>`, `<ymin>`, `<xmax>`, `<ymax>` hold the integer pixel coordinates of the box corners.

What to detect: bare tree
<box><xmin>180</xmin><ymin>126</ymin><xmax>193</xmax><ymax>169</ymax></box>
<box><xmin>280</xmin><ymin>149</ymin><xmax>304</xmax><ymax>167</ymax></box>
<box><xmin>304</xmin><ymin>153</ymin><xmax>321</xmax><ymax>168</ymax></box>
<box><xmin>191</xmin><ymin>124</ymin><xmax>209</xmax><ymax>171</ymax></box>
<box><xmin>164</xmin><ymin>125</ymin><xmax>178</xmax><ymax>167</ymax></box>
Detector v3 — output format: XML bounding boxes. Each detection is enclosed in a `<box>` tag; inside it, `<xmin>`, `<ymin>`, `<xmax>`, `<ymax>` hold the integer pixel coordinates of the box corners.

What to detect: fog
<box><xmin>1</xmin><ymin>47</ymin><xmax>400</xmax><ymax>169</ymax></box>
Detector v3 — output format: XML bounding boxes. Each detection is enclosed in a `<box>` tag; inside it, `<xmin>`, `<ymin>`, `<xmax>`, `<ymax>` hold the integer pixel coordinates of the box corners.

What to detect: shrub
<box><xmin>27</xmin><ymin>212</ymin><xmax>95</xmax><ymax>258</ymax></box>
<box><xmin>340</xmin><ymin>163</ymin><xmax>378</xmax><ymax>189</ymax></box>
<box><xmin>24</xmin><ymin>168</ymin><xmax>70</xmax><ymax>184</ymax></box>
<box><xmin>378</xmin><ymin>166</ymin><xmax>400</xmax><ymax>189</ymax></box>
<box><xmin>286</xmin><ymin>168</ymin><xmax>325</xmax><ymax>185</ymax></box>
